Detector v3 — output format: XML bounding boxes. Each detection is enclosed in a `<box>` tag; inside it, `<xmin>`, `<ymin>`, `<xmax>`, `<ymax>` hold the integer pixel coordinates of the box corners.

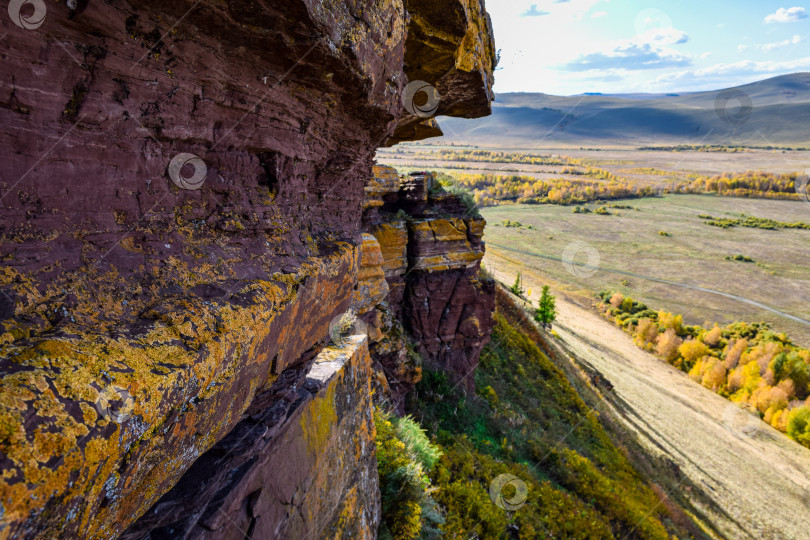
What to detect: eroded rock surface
<box><xmin>0</xmin><ymin>0</ymin><xmax>494</xmax><ymax>537</ymax></box>
<box><xmin>121</xmin><ymin>335</ymin><xmax>378</xmax><ymax>540</ymax></box>
<box><xmin>362</xmin><ymin>168</ymin><xmax>494</xmax><ymax>403</ymax></box>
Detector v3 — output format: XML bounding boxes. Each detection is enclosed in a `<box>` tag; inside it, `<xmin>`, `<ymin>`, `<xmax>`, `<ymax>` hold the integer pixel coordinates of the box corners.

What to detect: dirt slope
<box><xmin>484</xmin><ymin>261</ymin><xmax>810</xmax><ymax>540</ymax></box>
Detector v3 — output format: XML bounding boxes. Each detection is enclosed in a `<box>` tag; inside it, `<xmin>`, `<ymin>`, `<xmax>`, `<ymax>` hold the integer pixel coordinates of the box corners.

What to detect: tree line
<box><xmin>597</xmin><ymin>291</ymin><xmax>810</xmax><ymax>449</ymax></box>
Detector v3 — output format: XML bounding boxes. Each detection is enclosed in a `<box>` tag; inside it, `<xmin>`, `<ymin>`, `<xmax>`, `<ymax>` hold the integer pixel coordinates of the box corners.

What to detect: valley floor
<box><xmin>484</xmin><ymin>259</ymin><xmax>810</xmax><ymax>540</ymax></box>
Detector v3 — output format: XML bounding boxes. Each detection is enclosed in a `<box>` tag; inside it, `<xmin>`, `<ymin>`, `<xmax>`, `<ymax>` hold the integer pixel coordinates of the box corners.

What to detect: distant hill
<box><xmin>436</xmin><ymin>73</ymin><xmax>810</xmax><ymax>147</ymax></box>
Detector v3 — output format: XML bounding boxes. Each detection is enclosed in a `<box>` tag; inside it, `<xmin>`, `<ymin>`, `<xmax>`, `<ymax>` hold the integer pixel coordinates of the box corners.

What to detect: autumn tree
<box><xmin>702</xmin><ymin>326</ymin><xmax>723</xmax><ymax>348</ymax></box>
<box><xmin>787</xmin><ymin>407</ymin><xmax>810</xmax><ymax>448</ymax></box>
<box><xmin>635</xmin><ymin>319</ymin><xmax>659</xmax><ymax>349</ymax></box>
<box><xmin>657</xmin><ymin>311</ymin><xmax>684</xmax><ymax>335</ymax></box>
<box><xmin>723</xmin><ymin>338</ymin><xmax>748</xmax><ymax>369</ymax></box>
<box><xmin>609</xmin><ymin>292</ymin><xmax>624</xmax><ymax>309</ymax></box>
<box><xmin>678</xmin><ymin>340</ymin><xmax>710</xmax><ymax>371</ymax></box>
<box><xmin>656</xmin><ymin>328</ymin><xmax>683</xmax><ymax>363</ymax></box>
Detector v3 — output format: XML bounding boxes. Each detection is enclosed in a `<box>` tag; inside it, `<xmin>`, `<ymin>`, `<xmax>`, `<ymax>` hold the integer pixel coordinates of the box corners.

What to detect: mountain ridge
<box><xmin>437</xmin><ymin>73</ymin><xmax>810</xmax><ymax>146</ymax></box>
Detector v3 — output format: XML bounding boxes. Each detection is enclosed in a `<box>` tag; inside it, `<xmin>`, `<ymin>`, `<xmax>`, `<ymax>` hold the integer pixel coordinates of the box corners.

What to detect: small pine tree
<box><xmin>534</xmin><ymin>285</ymin><xmax>557</xmax><ymax>329</ymax></box>
<box><xmin>510</xmin><ymin>272</ymin><xmax>525</xmax><ymax>297</ymax></box>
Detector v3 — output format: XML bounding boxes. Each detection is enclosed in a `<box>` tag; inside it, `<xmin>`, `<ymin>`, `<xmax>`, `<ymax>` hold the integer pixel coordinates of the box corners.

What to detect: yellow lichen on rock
<box><xmin>0</xmin><ymin>243</ymin><xmax>359</xmax><ymax>539</ymax></box>
<box><xmin>370</xmin><ymin>220</ymin><xmax>409</xmax><ymax>277</ymax></box>
<box><xmin>352</xmin><ymin>234</ymin><xmax>390</xmax><ymax>314</ymax></box>
<box><xmin>408</xmin><ymin>217</ymin><xmax>485</xmax><ymax>272</ymax></box>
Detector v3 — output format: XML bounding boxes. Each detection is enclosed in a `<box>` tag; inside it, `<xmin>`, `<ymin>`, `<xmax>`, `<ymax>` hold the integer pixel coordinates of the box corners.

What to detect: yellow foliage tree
<box><xmin>702</xmin><ymin>326</ymin><xmax>723</xmax><ymax>348</ymax></box>
<box><xmin>657</xmin><ymin>311</ymin><xmax>683</xmax><ymax>334</ymax></box>
<box><xmin>655</xmin><ymin>328</ymin><xmax>682</xmax><ymax>363</ymax></box>
<box><xmin>702</xmin><ymin>360</ymin><xmax>727</xmax><ymax>392</ymax></box>
<box><xmin>677</xmin><ymin>340</ymin><xmax>710</xmax><ymax>371</ymax></box>
<box><xmin>723</xmin><ymin>338</ymin><xmax>748</xmax><ymax>369</ymax></box>
<box><xmin>635</xmin><ymin>318</ymin><xmax>659</xmax><ymax>348</ymax></box>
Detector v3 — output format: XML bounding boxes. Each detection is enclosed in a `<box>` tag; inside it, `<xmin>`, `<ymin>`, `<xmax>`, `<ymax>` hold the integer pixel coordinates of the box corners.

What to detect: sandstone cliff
<box><xmin>0</xmin><ymin>0</ymin><xmax>495</xmax><ymax>538</ymax></box>
<box><xmin>360</xmin><ymin>168</ymin><xmax>494</xmax><ymax>403</ymax></box>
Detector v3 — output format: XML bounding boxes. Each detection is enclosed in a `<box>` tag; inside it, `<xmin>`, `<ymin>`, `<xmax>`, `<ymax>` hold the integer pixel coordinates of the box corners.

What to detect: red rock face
<box><xmin>120</xmin><ymin>336</ymin><xmax>379</xmax><ymax>540</ymax></box>
<box><xmin>404</xmin><ymin>267</ymin><xmax>495</xmax><ymax>393</ymax></box>
<box><xmin>363</xmin><ymin>169</ymin><xmax>495</xmax><ymax>403</ymax></box>
<box><xmin>0</xmin><ymin>0</ymin><xmax>494</xmax><ymax>537</ymax></box>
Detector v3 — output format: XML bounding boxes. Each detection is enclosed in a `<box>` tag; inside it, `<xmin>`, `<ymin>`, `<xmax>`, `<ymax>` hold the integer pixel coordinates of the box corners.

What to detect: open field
<box><xmin>377</xmin><ymin>145</ymin><xmax>810</xmax><ymax>187</ymax></box>
<box><xmin>479</xmin><ymin>194</ymin><xmax>810</xmax><ymax>346</ymax></box>
<box><xmin>487</xmin><ymin>275</ymin><xmax>810</xmax><ymax>540</ymax></box>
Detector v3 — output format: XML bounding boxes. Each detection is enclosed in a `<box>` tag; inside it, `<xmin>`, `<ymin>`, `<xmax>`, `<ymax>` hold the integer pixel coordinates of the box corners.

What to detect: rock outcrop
<box><xmin>0</xmin><ymin>0</ymin><xmax>494</xmax><ymax>537</ymax></box>
<box><xmin>361</xmin><ymin>169</ymin><xmax>494</xmax><ymax>402</ymax></box>
<box><xmin>120</xmin><ymin>335</ymin><xmax>378</xmax><ymax>540</ymax></box>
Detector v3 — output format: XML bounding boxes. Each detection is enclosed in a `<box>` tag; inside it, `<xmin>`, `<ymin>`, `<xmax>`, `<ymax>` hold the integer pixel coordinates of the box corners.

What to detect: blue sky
<box><xmin>490</xmin><ymin>0</ymin><xmax>810</xmax><ymax>94</ymax></box>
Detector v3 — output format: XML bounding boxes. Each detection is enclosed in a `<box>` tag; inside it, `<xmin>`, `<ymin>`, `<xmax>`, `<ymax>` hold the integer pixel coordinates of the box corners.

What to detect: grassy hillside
<box><xmin>377</xmin><ymin>287</ymin><xmax>707</xmax><ymax>538</ymax></box>
<box><xmin>436</xmin><ymin>73</ymin><xmax>810</xmax><ymax>147</ymax></box>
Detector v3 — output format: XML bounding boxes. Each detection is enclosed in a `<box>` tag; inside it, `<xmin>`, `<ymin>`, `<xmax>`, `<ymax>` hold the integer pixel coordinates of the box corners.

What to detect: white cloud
<box><xmin>737</xmin><ymin>44</ymin><xmax>749</xmax><ymax>52</ymax></box>
<box><xmin>561</xmin><ymin>25</ymin><xmax>690</xmax><ymax>72</ymax></box>
<box><xmin>522</xmin><ymin>4</ymin><xmax>549</xmax><ymax>16</ymax></box>
<box><xmin>591</xmin><ymin>10</ymin><xmax>607</xmax><ymax>19</ymax></box>
<box><xmin>656</xmin><ymin>56</ymin><xmax>810</xmax><ymax>88</ymax></box>
<box><xmin>764</xmin><ymin>7</ymin><xmax>808</xmax><ymax>23</ymax></box>
<box><xmin>635</xmin><ymin>27</ymin><xmax>689</xmax><ymax>46</ymax></box>
<box><xmin>760</xmin><ymin>35</ymin><xmax>803</xmax><ymax>51</ymax></box>
<box><xmin>700</xmin><ymin>52</ymin><xmax>712</xmax><ymax>59</ymax></box>
<box><xmin>563</xmin><ymin>43</ymin><xmax>691</xmax><ymax>71</ymax></box>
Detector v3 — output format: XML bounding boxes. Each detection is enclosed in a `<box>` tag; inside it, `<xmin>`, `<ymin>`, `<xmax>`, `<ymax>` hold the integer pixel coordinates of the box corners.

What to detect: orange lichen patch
<box><xmin>411</xmin><ymin>250</ymin><xmax>484</xmax><ymax>272</ymax></box>
<box><xmin>364</xmin><ymin>165</ymin><xmax>402</xmax><ymax>209</ymax></box>
<box><xmin>370</xmin><ymin>220</ymin><xmax>408</xmax><ymax>276</ymax></box>
<box><xmin>299</xmin><ymin>381</ymin><xmax>338</xmax><ymax>457</ymax></box>
<box><xmin>0</xmin><ymin>241</ymin><xmax>359</xmax><ymax>539</ymax></box>
<box><xmin>407</xmin><ymin>217</ymin><xmax>484</xmax><ymax>271</ymax></box>
<box><xmin>352</xmin><ymin>234</ymin><xmax>389</xmax><ymax>314</ymax></box>
<box><xmin>118</xmin><ymin>237</ymin><xmax>144</xmax><ymax>253</ymax></box>
<box><xmin>466</xmin><ymin>217</ymin><xmax>486</xmax><ymax>238</ymax></box>
<box><xmin>358</xmin><ymin>233</ymin><xmax>385</xmax><ymax>272</ymax></box>
<box><xmin>429</xmin><ymin>218</ymin><xmax>467</xmax><ymax>242</ymax></box>
<box><xmin>286</xmin><ymin>333</ymin><xmax>376</xmax><ymax>536</ymax></box>
<box><xmin>327</xmin><ymin>485</ymin><xmax>363</xmax><ymax>539</ymax></box>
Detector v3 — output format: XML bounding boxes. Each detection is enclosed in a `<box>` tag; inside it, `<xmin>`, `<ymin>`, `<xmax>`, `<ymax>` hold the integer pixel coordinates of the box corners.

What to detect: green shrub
<box><xmin>725</xmin><ymin>254</ymin><xmax>755</xmax><ymax>263</ymax></box>
<box><xmin>787</xmin><ymin>407</ymin><xmax>810</xmax><ymax>448</ymax></box>
<box><xmin>396</xmin><ymin>415</ymin><xmax>443</xmax><ymax>471</ymax></box>
<box><xmin>376</xmin><ymin>409</ymin><xmax>444</xmax><ymax>539</ymax></box>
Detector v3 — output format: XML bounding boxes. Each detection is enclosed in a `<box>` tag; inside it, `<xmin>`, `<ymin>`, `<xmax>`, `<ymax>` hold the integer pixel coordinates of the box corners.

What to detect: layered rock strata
<box><xmin>121</xmin><ymin>335</ymin><xmax>378</xmax><ymax>540</ymax></box>
<box><xmin>361</xmin><ymin>168</ymin><xmax>494</xmax><ymax>401</ymax></box>
<box><xmin>0</xmin><ymin>0</ymin><xmax>494</xmax><ymax>537</ymax></box>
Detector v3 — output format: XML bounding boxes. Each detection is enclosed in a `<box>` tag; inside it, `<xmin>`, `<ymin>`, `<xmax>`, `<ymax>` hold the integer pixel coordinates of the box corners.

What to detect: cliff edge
<box><xmin>0</xmin><ymin>0</ymin><xmax>495</xmax><ymax>537</ymax></box>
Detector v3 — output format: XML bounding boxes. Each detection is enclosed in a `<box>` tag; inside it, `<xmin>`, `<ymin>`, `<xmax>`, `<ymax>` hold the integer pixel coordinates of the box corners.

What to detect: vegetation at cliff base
<box><xmin>394</xmin><ymin>308</ymin><xmax>678</xmax><ymax>538</ymax></box>
<box><xmin>376</xmin><ymin>410</ymin><xmax>444</xmax><ymax>539</ymax></box>
<box><xmin>448</xmin><ymin>172</ymin><xmax>656</xmax><ymax>207</ymax></box>
<box><xmin>597</xmin><ymin>290</ymin><xmax>810</xmax><ymax>449</ymax></box>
